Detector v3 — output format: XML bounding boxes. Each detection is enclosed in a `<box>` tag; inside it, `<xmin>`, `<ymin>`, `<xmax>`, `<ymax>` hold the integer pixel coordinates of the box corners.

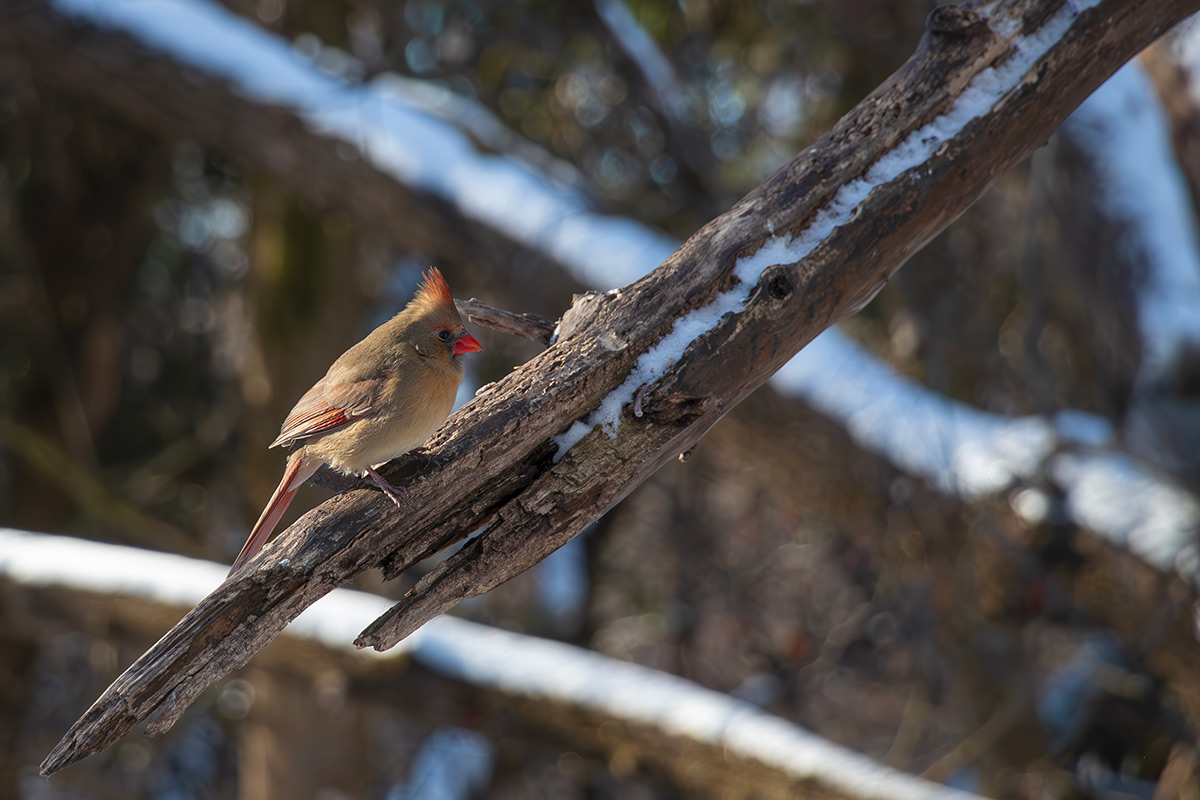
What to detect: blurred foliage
<box><xmin>1</xmin><ymin>0</ymin><xmax>1198</xmax><ymax>798</ymax></box>
<box><xmin>221</xmin><ymin>0</ymin><xmax>927</xmax><ymax>233</ymax></box>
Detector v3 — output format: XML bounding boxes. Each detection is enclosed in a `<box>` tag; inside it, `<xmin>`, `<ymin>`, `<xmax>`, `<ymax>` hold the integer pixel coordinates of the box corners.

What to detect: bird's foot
<box><xmin>404</xmin><ymin>445</ymin><xmax>433</xmax><ymax>462</ymax></box>
<box><xmin>364</xmin><ymin>466</ymin><xmax>414</xmax><ymax>510</ymax></box>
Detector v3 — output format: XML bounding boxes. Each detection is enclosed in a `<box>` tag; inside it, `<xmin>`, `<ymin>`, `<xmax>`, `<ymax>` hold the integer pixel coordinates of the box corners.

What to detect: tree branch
<box><xmin>454</xmin><ymin>298</ymin><xmax>555</xmax><ymax>346</ymax></box>
<box><xmin>38</xmin><ymin>0</ymin><xmax>1200</xmax><ymax>776</ymax></box>
<box><xmin>3</xmin><ymin>530</ymin><xmax>984</xmax><ymax>800</ymax></box>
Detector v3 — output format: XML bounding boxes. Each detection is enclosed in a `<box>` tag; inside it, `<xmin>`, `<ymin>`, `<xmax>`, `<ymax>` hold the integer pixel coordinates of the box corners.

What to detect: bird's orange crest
<box><xmin>414</xmin><ymin>267</ymin><xmax>454</xmax><ymax>311</ymax></box>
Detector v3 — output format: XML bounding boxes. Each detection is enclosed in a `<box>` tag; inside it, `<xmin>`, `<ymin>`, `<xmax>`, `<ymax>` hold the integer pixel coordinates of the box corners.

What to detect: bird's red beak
<box><xmin>453</xmin><ymin>333</ymin><xmax>482</xmax><ymax>355</ymax></box>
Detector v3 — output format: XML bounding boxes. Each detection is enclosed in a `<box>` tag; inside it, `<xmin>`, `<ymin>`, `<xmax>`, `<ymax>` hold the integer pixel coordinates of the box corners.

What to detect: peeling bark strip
<box><xmin>38</xmin><ymin>0</ymin><xmax>1200</xmax><ymax>776</ymax></box>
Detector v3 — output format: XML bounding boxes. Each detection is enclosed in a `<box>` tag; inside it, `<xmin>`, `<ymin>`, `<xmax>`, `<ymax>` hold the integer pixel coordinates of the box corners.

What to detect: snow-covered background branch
<box><xmin>1</xmin><ymin>528</ymin><xmax>981</xmax><ymax>800</ymax></box>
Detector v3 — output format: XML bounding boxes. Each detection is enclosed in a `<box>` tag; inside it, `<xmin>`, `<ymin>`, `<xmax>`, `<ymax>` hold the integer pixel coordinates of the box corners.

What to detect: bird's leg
<box><xmin>364</xmin><ymin>466</ymin><xmax>414</xmax><ymax>510</ymax></box>
<box><xmin>404</xmin><ymin>445</ymin><xmax>433</xmax><ymax>462</ymax></box>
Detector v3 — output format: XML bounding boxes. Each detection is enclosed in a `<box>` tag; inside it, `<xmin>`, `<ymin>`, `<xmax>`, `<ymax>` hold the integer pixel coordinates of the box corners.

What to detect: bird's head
<box><xmin>409</xmin><ymin>268</ymin><xmax>482</xmax><ymax>366</ymax></box>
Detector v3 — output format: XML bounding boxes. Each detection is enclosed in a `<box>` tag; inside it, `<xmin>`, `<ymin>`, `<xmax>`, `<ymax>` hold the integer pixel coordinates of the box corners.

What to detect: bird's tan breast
<box><xmin>303</xmin><ymin>364</ymin><xmax>460</xmax><ymax>474</ymax></box>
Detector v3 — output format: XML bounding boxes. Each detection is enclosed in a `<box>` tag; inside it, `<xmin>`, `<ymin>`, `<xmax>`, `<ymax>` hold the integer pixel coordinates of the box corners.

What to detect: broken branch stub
<box><xmin>40</xmin><ymin>0</ymin><xmax>1200</xmax><ymax>776</ymax></box>
<box><xmin>454</xmin><ymin>298</ymin><xmax>555</xmax><ymax>346</ymax></box>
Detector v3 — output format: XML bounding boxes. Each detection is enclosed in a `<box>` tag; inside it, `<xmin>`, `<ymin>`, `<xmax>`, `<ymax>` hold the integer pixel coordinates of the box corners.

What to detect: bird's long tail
<box><xmin>228</xmin><ymin>454</ymin><xmax>315</xmax><ymax>577</ymax></box>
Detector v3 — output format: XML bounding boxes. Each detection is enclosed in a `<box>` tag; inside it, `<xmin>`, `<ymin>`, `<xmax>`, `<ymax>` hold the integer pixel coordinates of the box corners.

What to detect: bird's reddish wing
<box><xmin>270</xmin><ymin>377</ymin><xmax>383</xmax><ymax>449</ymax></box>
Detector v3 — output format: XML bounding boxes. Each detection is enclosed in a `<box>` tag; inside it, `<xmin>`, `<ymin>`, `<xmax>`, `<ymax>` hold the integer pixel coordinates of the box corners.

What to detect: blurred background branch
<box><xmin>0</xmin><ymin>529</ymin><xmax>983</xmax><ymax>800</ymax></box>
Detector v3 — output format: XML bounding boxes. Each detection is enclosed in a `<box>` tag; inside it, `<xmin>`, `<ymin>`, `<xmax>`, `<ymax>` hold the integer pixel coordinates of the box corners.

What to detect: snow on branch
<box><xmin>1049</xmin><ymin>452</ymin><xmax>1200</xmax><ymax>572</ymax></box>
<box><xmin>1063</xmin><ymin>60</ymin><xmax>1200</xmax><ymax>384</ymax></box>
<box><xmin>774</xmin><ymin>332</ymin><xmax>1058</xmax><ymax>498</ymax></box>
<box><xmin>778</xmin><ymin>325</ymin><xmax>1200</xmax><ymax>583</ymax></box>
<box><xmin>46</xmin><ymin>0</ymin><xmax>677</xmax><ymax>288</ymax></box>
<box><xmin>33</xmin><ymin>0</ymin><xmax>1200</xmax><ymax>776</ymax></box>
<box><xmin>1</xmin><ymin>529</ymin><xmax>982</xmax><ymax>800</ymax></box>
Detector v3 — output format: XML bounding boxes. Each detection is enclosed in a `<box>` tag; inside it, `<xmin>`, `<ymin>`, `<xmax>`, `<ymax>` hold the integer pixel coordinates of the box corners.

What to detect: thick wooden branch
<box><xmin>39</xmin><ymin>0</ymin><xmax>1200</xmax><ymax>776</ymax></box>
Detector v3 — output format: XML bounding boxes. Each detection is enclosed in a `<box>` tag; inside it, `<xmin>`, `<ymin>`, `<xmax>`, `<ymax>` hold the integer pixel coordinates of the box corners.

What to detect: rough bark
<box><xmin>454</xmin><ymin>299</ymin><xmax>556</xmax><ymax>347</ymax></box>
<box><xmin>37</xmin><ymin>0</ymin><xmax>1200</xmax><ymax>776</ymax></box>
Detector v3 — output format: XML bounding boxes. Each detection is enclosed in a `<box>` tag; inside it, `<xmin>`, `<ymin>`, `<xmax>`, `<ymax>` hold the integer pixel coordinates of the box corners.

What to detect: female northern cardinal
<box><xmin>228</xmin><ymin>267</ymin><xmax>481</xmax><ymax>576</ymax></box>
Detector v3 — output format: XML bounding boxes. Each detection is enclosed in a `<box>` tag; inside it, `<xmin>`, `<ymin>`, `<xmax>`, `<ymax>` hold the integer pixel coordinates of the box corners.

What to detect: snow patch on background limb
<box><xmin>1063</xmin><ymin>60</ymin><xmax>1200</xmax><ymax>384</ymax></box>
<box><xmin>49</xmin><ymin>0</ymin><xmax>677</xmax><ymax>290</ymax></box>
<box><xmin>417</xmin><ymin>618</ymin><xmax>981</xmax><ymax>800</ymax></box>
<box><xmin>0</xmin><ymin>529</ymin><xmax>984</xmax><ymax>800</ymax></box>
<box><xmin>369</xmin><ymin>74</ymin><xmax>592</xmax><ymax>193</ymax></box>
<box><xmin>780</xmin><ymin>335</ymin><xmax>1200</xmax><ymax>582</ymax></box>
<box><xmin>0</xmin><ymin>527</ymin><xmax>401</xmax><ymax>653</ymax></box>
<box><xmin>1049</xmin><ymin>454</ymin><xmax>1200</xmax><ymax>576</ymax></box>
<box><xmin>774</xmin><ymin>333</ymin><xmax>1057</xmax><ymax>498</ymax></box>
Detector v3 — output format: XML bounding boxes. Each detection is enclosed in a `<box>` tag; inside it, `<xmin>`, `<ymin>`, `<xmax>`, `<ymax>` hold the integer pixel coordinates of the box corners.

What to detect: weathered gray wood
<box><xmin>454</xmin><ymin>298</ymin><xmax>555</xmax><ymax>346</ymax></box>
<box><xmin>38</xmin><ymin>0</ymin><xmax>1200</xmax><ymax>776</ymax></box>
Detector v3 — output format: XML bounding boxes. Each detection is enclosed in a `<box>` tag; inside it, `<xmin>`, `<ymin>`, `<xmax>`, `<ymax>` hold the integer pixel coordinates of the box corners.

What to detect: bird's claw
<box><xmin>364</xmin><ymin>466</ymin><xmax>414</xmax><ymax>510</ymax></box>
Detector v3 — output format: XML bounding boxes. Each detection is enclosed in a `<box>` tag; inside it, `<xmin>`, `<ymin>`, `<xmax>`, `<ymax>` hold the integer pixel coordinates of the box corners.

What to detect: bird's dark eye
<box><xmin>437</xmin><ymin>330</ymin><xmax>451</xmax><ymax>341</ymax></box>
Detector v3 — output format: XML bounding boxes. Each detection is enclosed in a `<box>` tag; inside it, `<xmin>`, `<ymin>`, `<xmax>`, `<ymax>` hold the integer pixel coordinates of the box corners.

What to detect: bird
<box><xmin>227</xmin><ymin>267</ymin><xmax>481</xmax><ymax>576</ymax></box>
